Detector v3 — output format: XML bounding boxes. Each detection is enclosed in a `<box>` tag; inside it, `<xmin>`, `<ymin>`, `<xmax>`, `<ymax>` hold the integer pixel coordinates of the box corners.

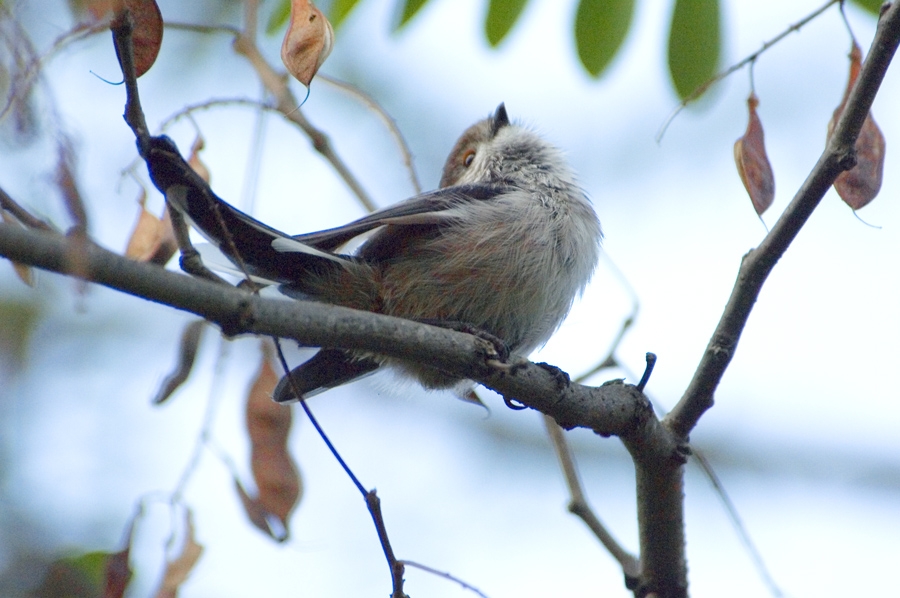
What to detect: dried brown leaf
<box><xmin>125</xmin><ymin>189</ymin><xmax>161</xmax><ymax>260</ymax></box>
<box><xmin>234</xmin><ymin>478</ymin><xmax>278</xmax><ymax>538</ymax></box>
<box><xmin>834</xmin><ymin>115</ymin><xmax>885</xmax><ymax>209</ymax></box>
<box><xmin>245</xmin><ymin>344</ymin><xmax>302</xmax><ymax>538</ymax></box>
<box><xmin>149</xmin><ymin>205</ymin><xmax>178</xmax><ymax>265</ymax></box>
<box><xmin>281</xmin><ymin>0</ymin><xmax>334</xmax><ymax>86</ymax></box>
<box><xmin>734</xmin><ymin>93</ymin><xmax>775</xmax><ymax>216</ymax></box>
<box><xmin>827</xmin><ymin>42</ymin><xmax>885</xmax><ymax>210</ymax></box>
<box><xmin>126</xmin><ymin>0</ymin><xmax>163</xmax><ymax>78</ymax></box>
<box><xmin>101</xmin><ymin>0</ymin><xmax>163</xmax><ymax>76</ymax></box>
<box><xmin>125</xmin><ymin>191</ymin><xmax>177</xmax><ymax>264</ymax></box>
<box><xmin>153</xmin><ymin>511</ymin><xmax>203</xmax><ymax>598</ymax></box>
<box><xmin>152</xmin><ymin>320</ymin><xmax>206</xmax><ymax>405</ymax></box>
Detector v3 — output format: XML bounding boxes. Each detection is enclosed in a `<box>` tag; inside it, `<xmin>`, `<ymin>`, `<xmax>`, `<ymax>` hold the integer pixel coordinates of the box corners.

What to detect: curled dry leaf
<box><xmin>152</xmin><ymin>510</ymin><xmax>203</xmax><ymax>598</ymax></box>
<box><xmin>1</xmin><ymin>210</ymin><xmax>34</xmax><ymax>286</ymax></box>
<box><xmin>104</xmin><ymin>0</ymin><xmax>163</xmax><ymax>77</ymax></box>
<box><xmin>734</xmin><ymin>93</ymin><xmax>775</xmax><ymax>216</ymax></box>
<box><xmin>152</xmin><ymin>320</ymin><xmax>206</xmax><ymax>405</ymax></box>
<box><xmin>125</xmin><ymin>189</ymin><xmax>159</xmax><ymax>259</ymax></box>
<box><xmin>827</xmin><ymin>42</ymin><xmax>886</xmax><ymax>210</ymax></box>
<box><xmin>125</xmin><ymin>190</ymin><xmax>178</xmax><ymax>265</ymax></box>
<box><xmin>127</xmin><ymin>0</ymin><xmax>163</xmax><ymax>77</ymax></box>
<box><xmin>243</xmin><ymin>343</ymin><xmax>302</xmax><ymax>540</ymax></box>
<box><xmin>281</xmin><ymin>0</ymin><xmax>334</xmax><ymax>86</ymax></box>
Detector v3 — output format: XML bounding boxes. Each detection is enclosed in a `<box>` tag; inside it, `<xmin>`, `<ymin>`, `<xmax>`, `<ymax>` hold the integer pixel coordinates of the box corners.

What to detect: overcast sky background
<box><xmin>1</xmin><ymin>0</ymin><xmax>899</xmax><ymax>597</ymax></box>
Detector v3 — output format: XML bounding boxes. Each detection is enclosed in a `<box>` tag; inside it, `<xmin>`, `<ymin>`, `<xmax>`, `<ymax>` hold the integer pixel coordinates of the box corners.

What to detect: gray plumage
<box><xmin>146</xmin><ymin>104</ymin><xmax>602</xmax><ymax>401</ymax></box>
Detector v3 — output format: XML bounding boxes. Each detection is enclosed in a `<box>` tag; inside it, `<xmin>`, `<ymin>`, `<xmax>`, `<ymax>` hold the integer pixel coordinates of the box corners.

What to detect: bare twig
<box><xmin>657</xmin><ymin>0</ymin><xmax>841</xmax><ymax>141</ymax></box>
<box><xmin>230</xmin><ymin>34</ymin><xmax>377</xmax><ymax>212</ymax></box>
<box><xmin>318</xmin><ymin>74</ymin><xmax>423</xmax><ymax>194</ymax></box>
<box><xmin>161</xmin><ymin>21</ymin><xmax>378</xmax><ymax>212</ymax></box>
<box><xmin>691</xmin><ymin>448</ymin><xmax>785</xmax><ymax>597</ymax></box>
<box><xmin>111</xmin><ymin>11</ymin><xmax>149</xmax><ymax>142</ymax></box>
<box><xmin>272</xmin><ymin>341</ymin><xmax>408</xmax><ymax>597</ymax></box>
<box><xmin>17</xmin><ymin>14</ymin><xmax>377</xmax><ymax>214</ymax></box>
<box><xmin>667</xmin><ymin>2</ymin><xmax>900</xmax><ymax>438</ymax></box>
<box><xmin>0</xmin><ymin>7</ymin><xmax>106</xmax><ymax>124</ymax></box>
<box><xmin>0</xmin><ymin>185</ymin><xmax>54</xmax><ymax>231</ymax></box>
<box><xmin>402</xmin><ymin>560</ymin><xmax>489</xmax><ymax>598</ymax></box>
<box><xmin>573</xmin><ymin>251</ymin><xmax>641</xmax><ymax>383</ymax></box>
<box><xmin>543</xmin><ymin>415</ymin><xmax>640</xmax><ymax>582</ymax></box>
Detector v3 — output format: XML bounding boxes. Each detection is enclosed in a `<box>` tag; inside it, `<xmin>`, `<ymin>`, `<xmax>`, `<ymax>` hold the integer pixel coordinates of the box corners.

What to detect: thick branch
<box><xmin>0</xmin><ymin>222</ymin><xmax>650</xmax><ymax>437</ymax></box>
<box><xmin>666</xmin><ymin>2</ymin><xmax>900</xmax><ymax>439</ymax></box>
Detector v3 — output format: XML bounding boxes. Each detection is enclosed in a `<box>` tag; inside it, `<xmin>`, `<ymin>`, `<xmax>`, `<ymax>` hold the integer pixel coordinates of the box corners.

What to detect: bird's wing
<box><xmin>143</xmin><ymin>135</ymin><xmax>506</xmax><ymax>282</ymax></box>
<box><xmin>283</xmin><ymin>184</ymin><xmax>506</xmax><ymax>252</ymax></box>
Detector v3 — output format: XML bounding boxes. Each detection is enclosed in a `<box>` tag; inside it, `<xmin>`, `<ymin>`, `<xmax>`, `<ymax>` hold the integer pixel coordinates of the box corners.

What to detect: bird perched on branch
<box><xmin>141</xmin><ymin>104</ymin><xmax>602</xmax><ymax>402</ymax></box>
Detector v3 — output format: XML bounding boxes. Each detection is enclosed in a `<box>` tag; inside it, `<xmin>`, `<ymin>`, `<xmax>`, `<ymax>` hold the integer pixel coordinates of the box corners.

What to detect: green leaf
<box><xmin>485</xmin><ymin>0</ymin><xmax>530</xmax><ymax>47</ymax></box>
<box><xmin>396</xmin><ymin>0</ymin><xmax>431</xmax><ymax>30</ymax></box>
<box><xmin>849</xmin><ymin>0</ymin><xmax>883</xmax><ymax>15</ymax></box>
<box><xmin>574</xmin><ymin>0</ymin><xmax>635</xmax><ymax>77</ymax></box>
<box><xmin>331</xmin><ymin>0</ymin><xmax>364</xmax><ymax>28</ymax></box>
<box><xmin>667</xmin><ymin>0</ymin><xmax>721</xmax><ymax>100</ymax></box>
<box><xmin>265</xmin><ymin>0</ymin><xmax>291</xmax><ymax>36</ymax></box>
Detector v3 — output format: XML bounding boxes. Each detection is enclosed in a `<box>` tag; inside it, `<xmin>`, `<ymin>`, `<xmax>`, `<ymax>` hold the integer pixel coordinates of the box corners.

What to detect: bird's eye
<box><xmin>462</xmin><ymin>149</ymin><xmax>476</xmax><ymax>167</ymax></box>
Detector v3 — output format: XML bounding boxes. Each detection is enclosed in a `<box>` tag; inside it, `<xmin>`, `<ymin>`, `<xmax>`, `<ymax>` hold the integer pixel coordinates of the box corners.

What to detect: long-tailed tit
<box><xmin>142</xmin><ymin>104</ymin><xmax>602</xmax><ymax>402</ymax></box>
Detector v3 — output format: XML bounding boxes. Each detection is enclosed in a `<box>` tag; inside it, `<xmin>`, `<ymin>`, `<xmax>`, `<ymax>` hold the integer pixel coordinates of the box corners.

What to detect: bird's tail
<box><xmin>141</xmin><ymin>135</ymin><xmax>347</xmax><ymax>285</ymax></box>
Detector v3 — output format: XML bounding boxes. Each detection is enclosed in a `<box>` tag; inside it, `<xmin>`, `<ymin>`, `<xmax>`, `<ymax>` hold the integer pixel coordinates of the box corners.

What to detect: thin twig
<box><xmin>111</xmin><ymin>11</ymin><xmax>149</xmax><ymax>141</ymax></box>
<box><xmin>657</xmin><ymin>0</ymin><xmax>842</xmax><ymax>141</ymax></box>
<box><xmin>319</xmin><ymin>74</ymin><xmax>423</xmax><ymax>195</ymax></box>
<box><xmin>543</xmin><ymin>415</ymin><xmax>641</xmax><ymax>582</ymax></box>
<box><xmin>542</xmin><ymin>254</ymin><xmax>642</xmax><ymax>581</ymax></box>
<box><xmin>170</xmin><ymin>332</ymin><xmax>231</xmax><ymax>503</ymax></box>
<box><xmin>0</xmin><ymin>9</ymin><xmax>106</xmax><ymax>123</ymax></box>
<box><xmin>691</xmin><ymin>449</ymin><xmax>785</xmax><ymax>598</ymax></box>
<box><xmin>16</xmin><ymin>14</ymin><xmax>378</xmax><ymax>213</ymax></box>
<box><xmin>402</xmin><ymin>560</ymin><xmax>489</xmax><ymax>598</ymax></box>
<box><xmin>163</xmin><ymin>21</ymin><xmax>378</xmax><ymax>212</ymax></box>
<box><xmin>0</xmin><ymin>185</ymin><xmax>54</xmax><ymax>231</ymax></box>
<box><xmin>272</xmin><ymin>341</ymin><xmax>408</xmax><ymax>598</ymax></box>
<box><xmin>574</xmin><ymin>250</ymin><xmax>641</xmax><ymax>384</ymax></box>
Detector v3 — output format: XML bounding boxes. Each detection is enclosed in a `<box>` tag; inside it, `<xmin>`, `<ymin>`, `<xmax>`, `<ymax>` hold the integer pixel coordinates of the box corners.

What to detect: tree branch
<box><xmin>666</xmin><ymin>1</ymin><xmax>900</xmax><ymax>439</ymax></box>
<box><xmin>0</xmin><ymin>221</ymin><xmax>651</xmax><ymax>438</ymax></box>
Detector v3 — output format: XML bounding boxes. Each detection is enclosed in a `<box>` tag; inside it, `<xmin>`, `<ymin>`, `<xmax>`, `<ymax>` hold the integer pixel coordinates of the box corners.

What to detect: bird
<box><xmin>140</xmin><ymin>103</ymin><xmax>602</xmax><ymax>403</ymax></box>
